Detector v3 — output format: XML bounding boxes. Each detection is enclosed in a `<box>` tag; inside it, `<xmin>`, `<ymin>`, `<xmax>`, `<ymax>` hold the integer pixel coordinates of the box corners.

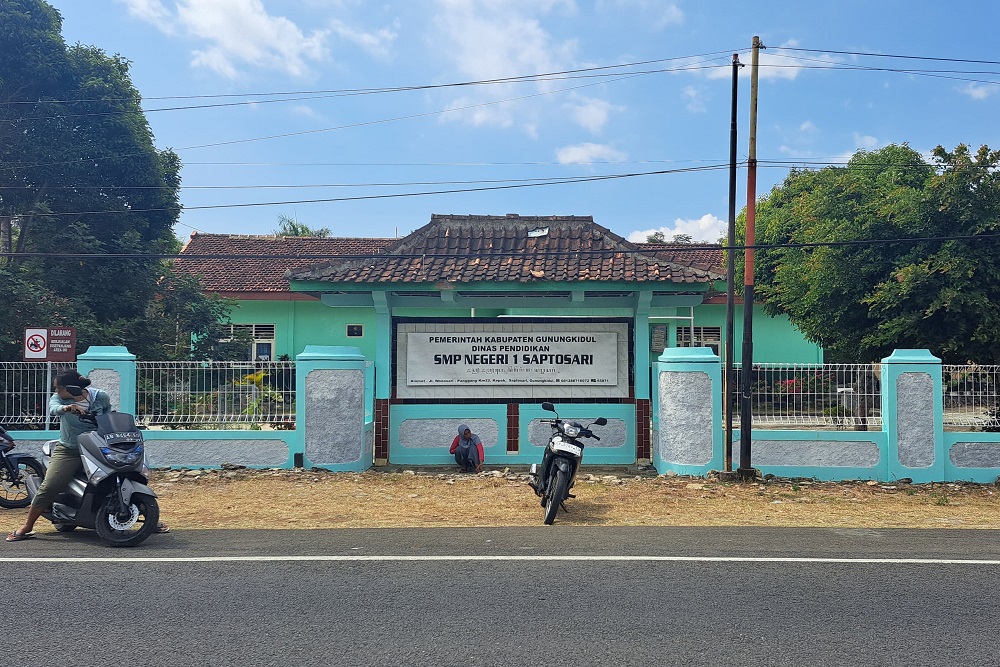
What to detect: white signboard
<box><xmin>23</xmin><ymin>328</ymin><xmax>48</xmax><ymax>359</ymax></box>
<box><xmin>406</xmin><ymin>332</ymin><xmax>618</xmax><ymax>385</ymax></box>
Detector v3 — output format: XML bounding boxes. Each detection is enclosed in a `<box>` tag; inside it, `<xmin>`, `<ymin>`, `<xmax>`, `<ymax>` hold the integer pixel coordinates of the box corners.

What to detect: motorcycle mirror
<box><xmin>541</xmin><ymin>402</ymin><xmax>555</xmax><ymax>412</ymax></box>
<box><xmin>594</xmin><ymin>417</ymin><xmax>608</xmax><ymax>426</ymax></box>
<box><xmin>64</xmin><ymin>385</ymin><xmax>84</xmax><ymax>397</ymax></box>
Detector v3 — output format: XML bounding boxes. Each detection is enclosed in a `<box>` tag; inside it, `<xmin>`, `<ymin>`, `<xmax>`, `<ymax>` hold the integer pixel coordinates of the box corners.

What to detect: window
<box><xmin>676</xmin><ymin>326</ymin><xmax>722</xmax><ymax>355</ymax></box>
<box><xmin>346</xmin><ymin>324</ymin><xmax>364</xmax><ymax>337</ymax></box>
<box><xmin>224</xmin><ymin>324</ymin><xmax>276</xmax><ymax>361</ymax></box>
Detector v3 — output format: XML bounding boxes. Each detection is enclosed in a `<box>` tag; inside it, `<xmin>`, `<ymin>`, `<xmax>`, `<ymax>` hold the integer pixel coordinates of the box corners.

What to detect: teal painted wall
<box><xmin>231</xmin><ymin>300</ymin><xmax>379</xmax><ymax>359</ymax></box>
<box><xmin>231</xmin><ymin>293</ymin><xmax>820</xmax><ymax>366</ymax></box>
<box><xmin>668</xmin><ymin>303</ymin><xmax>822</xmax><ymax>364</ymax></box>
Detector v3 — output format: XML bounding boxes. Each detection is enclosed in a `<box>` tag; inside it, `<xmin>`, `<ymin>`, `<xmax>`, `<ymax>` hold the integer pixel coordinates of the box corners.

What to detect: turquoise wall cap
<box><xmin>659</xmin><ymin>347</ymin><xmax>720</xmax><ymax>363</ymax></box>
<box><xmin>297</xmin><ymin>345</ymin><xmax>366</xmax><ymax>361</ymax></box>
<box><xmin>881</xmin><ymin>349</ymin><xmax>941</xmax><ymax>364</ymax></box>
<box><xmin>78</xmin><ymin>346</ymin><xmax>136</xmax><ymax>361</ymax></box>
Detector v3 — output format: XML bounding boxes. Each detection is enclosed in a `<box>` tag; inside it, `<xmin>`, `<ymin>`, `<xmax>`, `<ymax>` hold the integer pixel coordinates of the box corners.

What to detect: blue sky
<box><xmin>44</xmin><ymin>0</ymin><xmax>1000</xmax><ymax>244</ymax></box>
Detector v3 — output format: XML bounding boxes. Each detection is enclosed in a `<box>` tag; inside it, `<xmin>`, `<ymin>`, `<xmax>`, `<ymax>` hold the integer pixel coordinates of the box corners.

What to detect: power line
<box><xmin>0</xmin><ymin>50</ymin><xmax>737</xmax><ymax>109</ymax></box>
<box><xmin>3</xmin><ymin>232</ymin><xmax>998</xmax><ymax>262</ymax></box>
<box><xmin>772</xmin><ymin>46</ymin><xmax>1000</xmax><ymax>67</ymax></box>
<box><xmin>0</xmin><ymin>164</ymin><xmax>730</xmax><ymax>216</ymax></box>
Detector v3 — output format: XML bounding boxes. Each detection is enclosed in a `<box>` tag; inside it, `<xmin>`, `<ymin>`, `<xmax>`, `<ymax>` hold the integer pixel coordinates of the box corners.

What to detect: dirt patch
<box><xmin>6</xmin><ymin>467</ymin><xmax>999</xmax><ymax>532</ymax></box>
<box><xmin>127</xmin><ymin>468</ymin><xmax>1000</xmax><ymax>530</ymax></box>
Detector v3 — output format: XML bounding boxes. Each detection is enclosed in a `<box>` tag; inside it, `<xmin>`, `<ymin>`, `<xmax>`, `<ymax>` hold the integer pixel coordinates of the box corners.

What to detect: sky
<box><xmin>42</xmin><ymin>0</ymin><xmax>1000</xmax><ymax>245</ymax></box>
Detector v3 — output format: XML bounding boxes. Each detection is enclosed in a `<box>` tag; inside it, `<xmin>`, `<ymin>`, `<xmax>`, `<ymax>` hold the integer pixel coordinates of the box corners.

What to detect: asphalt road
<box><xmin>4</xmin><ymin>527</ymin><xmax>1000</xmax><ymax>666</ymax></box>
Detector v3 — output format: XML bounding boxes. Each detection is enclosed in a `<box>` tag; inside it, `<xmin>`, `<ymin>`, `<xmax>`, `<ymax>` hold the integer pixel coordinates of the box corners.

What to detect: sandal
<box><xmin>6</xmin><ymin>530</ymin><xmax>35</xmax><ymax>542</ymax></box>
<box><xmin>155</xmin><ymin>522</ymin><xmax>170</xmax><ymax>534</ymax></box>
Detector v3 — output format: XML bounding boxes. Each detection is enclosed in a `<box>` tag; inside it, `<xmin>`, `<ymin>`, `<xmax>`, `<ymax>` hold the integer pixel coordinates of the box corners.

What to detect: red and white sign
<box><xmin>23</xmin><ymin>327</ymin><xmax>76</xmax><ymax>361</ymax></box>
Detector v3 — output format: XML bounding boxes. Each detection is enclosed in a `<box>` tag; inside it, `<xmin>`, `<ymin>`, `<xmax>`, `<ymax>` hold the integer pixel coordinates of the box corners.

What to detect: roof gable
<box><xmin>288</xmin><ymin>214</ymin><xmax>724</xmax><ymax>285</ymax></box>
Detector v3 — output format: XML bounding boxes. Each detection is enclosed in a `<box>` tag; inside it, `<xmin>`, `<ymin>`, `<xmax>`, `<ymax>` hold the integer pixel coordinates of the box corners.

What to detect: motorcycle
<box><xmin>0</xmin><ymin>425</ymin><xmax>45</xmax><ymax>509</ymax></box>
<box><xmin>24</xmin><ymin>395</ymin><xmax>160</xmax><ymax>547</ymax></box>
<box><xmin>527</xmin><ymin>402</ymin><xmax>607</xmax><ymax>525</ymax></box>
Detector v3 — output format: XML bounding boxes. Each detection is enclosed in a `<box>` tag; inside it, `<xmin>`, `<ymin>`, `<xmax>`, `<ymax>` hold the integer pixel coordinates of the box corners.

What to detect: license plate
<box><xmin>552</xmin><ymin>441</ymin><xmax>582</xmax><ymax>457</ymax></box>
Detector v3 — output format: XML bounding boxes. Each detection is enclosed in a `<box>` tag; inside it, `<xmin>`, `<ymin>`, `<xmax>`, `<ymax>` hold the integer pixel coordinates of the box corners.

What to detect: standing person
<box><xmin>6</xmin><ymin>370</ymin><xmax>168</xmax><ymax>542</ymax></box>
<box><xmin>450</xmin><ymin>424</ymin><xmax>484</xmax><ymax>473</ymax></box>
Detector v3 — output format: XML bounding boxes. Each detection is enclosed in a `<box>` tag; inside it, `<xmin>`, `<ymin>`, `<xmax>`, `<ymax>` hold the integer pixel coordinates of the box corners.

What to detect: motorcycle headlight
<box><xmin>561</xmin><ymin>422</ymin><xmax>581</xmax><ymax>437</ymax></box>
<box><xmin>101</xmin><ymin>445</ymin><xmax>143</xmax><ymax>466</ymax></box>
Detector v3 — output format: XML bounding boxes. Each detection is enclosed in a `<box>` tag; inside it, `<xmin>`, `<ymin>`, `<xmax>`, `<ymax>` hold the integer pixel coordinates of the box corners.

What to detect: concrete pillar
<box><xmin>295</xmin><ymin>345</ymin><xmax>372</xmax><ymax>471</ymax></box>
<box><xmin>881</xmin><ymin>349</ymin><xmax>944</xmax><ymax>483</ymax></box>
<box><xmin>78</xmin><ymin>346</ymin><xmax>137</xmax><ymax>414</ymax></box>
<box><xmin>654</xmin><ymin>347</ymin><xmax>722</xmax><ymax>476</ymax></box>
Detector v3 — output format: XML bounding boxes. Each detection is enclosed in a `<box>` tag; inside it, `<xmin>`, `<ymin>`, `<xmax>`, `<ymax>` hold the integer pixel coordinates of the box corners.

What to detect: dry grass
<box><xmin>145</xmin><ymin>469</ymin><xmax>1000</xmax><ymax>530</ymax></box>
<box><xmin>8</xmin><ymin>469</ymin><xmax>1000</xmax><ymax>532</ymax></box>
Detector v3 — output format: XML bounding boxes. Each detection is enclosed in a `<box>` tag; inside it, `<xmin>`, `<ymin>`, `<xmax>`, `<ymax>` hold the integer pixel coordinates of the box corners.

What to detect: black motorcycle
<box><xmin>528</xmin><ymin>402</ymin><xmax>607</xmax><ymax>525</ymax></box>
<box><xmin>24</xmin><ymin>398</ymin><xmax>159</xmax><ymax>547</ymax></box>
<box><xmin>0</xmin><ymin>425</ymin><xmax>45</xmax><ymax>509</ymax></box>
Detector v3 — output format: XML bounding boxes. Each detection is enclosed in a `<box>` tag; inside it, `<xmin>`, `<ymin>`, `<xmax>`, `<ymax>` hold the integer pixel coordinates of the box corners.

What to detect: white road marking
<box><xmin>1</xmin><ymin>555</ymin><xmax>999</xmax><ymax>564</ymax></box>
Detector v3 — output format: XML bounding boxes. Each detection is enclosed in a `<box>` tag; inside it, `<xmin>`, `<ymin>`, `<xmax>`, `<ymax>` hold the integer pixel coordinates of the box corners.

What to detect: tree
<box><xmin>0</xmin><ymin>0</ymin><xmax>233</xmax><ymax>359</ymax></box>
<box><xmin>644</xmin><ymin>230</ymin><xmax>666</xmax><ymax>243</ymax></box>
<box><xmin>271</xmin><ymin>214</ymin><xmax>331</xmax><ymax>237</ymax></box>
<box><xmin>745</xmin><ymin>143</ymin><xmax>1000</xmax><ymax>363</ymax></box>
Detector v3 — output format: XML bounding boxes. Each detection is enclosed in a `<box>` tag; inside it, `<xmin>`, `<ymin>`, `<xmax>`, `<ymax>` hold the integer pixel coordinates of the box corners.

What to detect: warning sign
<box><xmin>23</xmin><ymin>327</ymin><xmax>76</xmax><ymax>361</ymax></box>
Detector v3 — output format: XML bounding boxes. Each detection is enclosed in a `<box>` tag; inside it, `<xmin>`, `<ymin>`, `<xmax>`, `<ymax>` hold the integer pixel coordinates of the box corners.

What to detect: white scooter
<box><xmin>25</xmin><ymin>388</ymin><xmax>159</xmax><ymax>547</ymax></box>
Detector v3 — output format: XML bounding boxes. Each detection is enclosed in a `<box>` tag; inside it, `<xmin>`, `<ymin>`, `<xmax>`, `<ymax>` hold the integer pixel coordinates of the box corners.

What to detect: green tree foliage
<box><xmin>0</xmin><ymin>0</ymin><xmax>233</xmax><ymax>359</ymax></box>
<box><xmin>271</xmin><ymin>214</ymin><xmax>331</xmax><ymax>237</ymax></box>
<box><xmin>744</xmin><ymin>143</ymin><xmax>1000</xmax><ymax>363</ymax></box>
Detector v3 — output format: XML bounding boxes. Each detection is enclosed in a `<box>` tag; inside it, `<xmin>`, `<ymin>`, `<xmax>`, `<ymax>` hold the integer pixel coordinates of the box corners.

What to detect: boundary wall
<box><xmin>654</xmin><ymin>348</ymin><xmax>1000</xmax><ymax>483</ymax></box>
<box><xmin>10</xmin><ymin>346</ymin><xmax>1000</xmax><ymax>482</ymax></box>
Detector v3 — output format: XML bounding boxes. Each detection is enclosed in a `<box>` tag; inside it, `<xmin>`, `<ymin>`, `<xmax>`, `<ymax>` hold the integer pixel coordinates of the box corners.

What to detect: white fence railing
<box><xmin>728</xmin><ymin>363</ymin><xmax>883</xmax><ymax>429</ymax></box>
<box><xmin>136</xmin><ymin>361</ymin><xmax>296</xmax><ymax>428</ymax></box>
<box><xmin>942</xmin><ymin>365</ymin><xmax>1000</xmax><ymax>429</ymax></box>
<box><xmin>0</xmin><ymin>361</ymin><xmax>75</xmax><ymax>428</ymax></box>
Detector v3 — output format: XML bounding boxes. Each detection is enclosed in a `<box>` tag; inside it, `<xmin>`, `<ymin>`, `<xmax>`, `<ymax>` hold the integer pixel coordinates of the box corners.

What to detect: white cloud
<box><xmin>329</xmin><ymin>18</ymin><xmax>398</xmax><ymax>59</ymax></box>
<box><xmin>628</xmin><ymin>214</ymin><xmax>727</xmax><ymax>244</ymax></box>
<box><xmin>853</xmin><ymin>133</ymin><xmax>879</xmax><ymax>150</ymax></box>
<box><xmin>567</xmin><ymin>96</ymin><xmax>621</xmax><ymax>133</ymax></box>
<box><xmin>555</xmin><ymin>142</ymin><xmax>627</xmax><ymax>164</ymax></box>
<box><xmin>958</xmin><ymin>83</ymin><xmax>997</xmax><ymax>100</ymax></box>
<box><xmin>598</xmin><ymin>0</ymin><xmax>683</xmax><ymax>30</ymax></box>
<box><xmin>176</xmin><ymin>0</ymin><xmax>329</xmax><ymax>78</ymax></box>
<box><xmin>432</xmin><ymin>0</ymin><xmax>621</xmax><ymax>134</ymax></box>
<box><xmin>799</xmin><ymin>120</ymin><xmax>817</xmax><ymax>132</ymax></box>
<box><xmin>118</xmin><ymin>0</ymin><xmax>396</xmax><ymax>78</ymax></box>
<box><xmin>289</xmin><ymin>105</ymin><xmax>323</xmax><ymax>120</ymax></box>
<box><xmin>683</xmin><ymin>85</ymin><xmax>706</xmax><ymax>113</ymax></box>
<box><xmin>116</xmin><ymin>0</ymin><xmax>171</xmax><ymax>24</ymax></box>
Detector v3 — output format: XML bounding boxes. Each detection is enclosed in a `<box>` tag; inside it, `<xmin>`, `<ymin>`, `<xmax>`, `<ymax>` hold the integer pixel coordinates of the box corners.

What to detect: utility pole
<box><xmin>739</xmin><ymin>35</ymin><xmax>764</xmax><ymax>481</ymax></box>
<box><xmin>724</xmin><ymin>52</ymin><xmax>742</xmax><ymax>473</ymax></box>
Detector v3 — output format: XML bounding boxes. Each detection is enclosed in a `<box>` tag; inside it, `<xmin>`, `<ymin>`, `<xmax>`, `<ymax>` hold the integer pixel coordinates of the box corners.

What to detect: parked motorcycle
<box><xmin>527</xmin><ymin>402</ymin><xmax>607</xmax><ymax>525</ymax></box>
<box><xmin>0</xmin><ymin>426</ymin><xmax>45</xmax><ymax>509</ymax></box>
<box><xmin>24</xmin><ymin>402</ymin><xmax>160</xmax><ymax>548</ymax></box>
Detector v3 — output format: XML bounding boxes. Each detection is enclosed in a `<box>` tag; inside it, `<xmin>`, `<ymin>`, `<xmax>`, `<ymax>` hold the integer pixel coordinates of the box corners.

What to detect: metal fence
<box><xmin>942</xmin><ymin>365</ymin><xmax>1000</xmax><ymax>429</ymax></box>
<box><xmin>728</xmin><ymin>363</ymin><xmax>883</xmax><ymax>429</ymax></box>
<box><xmin>136</xmin><ymin>361</ymin><xmax>296</xmax><ymax>428</ymax></box>
<box><xmin>0</xmin><ymin>362</ymin><xmax>75</xmax><ymax>428</ymax></box>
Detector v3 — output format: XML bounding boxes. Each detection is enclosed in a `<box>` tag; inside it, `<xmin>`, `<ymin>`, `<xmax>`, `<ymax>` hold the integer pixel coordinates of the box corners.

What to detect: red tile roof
<box><xmin>176</xmin><ymin>217</ymin><xmax>725</xmax><ymax>294</ymax></box>
<box><xmin>174</xmin><ymin>233</ymin><xmax>394</xmax><ymax>293</ymax></box>
<box><xmin>288</xmin><ymin>214</ymin><xmax>725</xmax><ymax>285</ymax></box>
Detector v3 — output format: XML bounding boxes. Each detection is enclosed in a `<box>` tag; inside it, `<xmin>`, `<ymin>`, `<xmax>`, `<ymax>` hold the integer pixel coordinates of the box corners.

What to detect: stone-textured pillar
<box><xmin>654</xmin><ymin>347</ymin><xmax>722</xmax><ymax>476</ymax></box>
<box><xmin>77</xmin><ymin>346</ymin><xmax>137</xmax><ymax>414</ymax></box>
<box><xmin>296</xmin><ymin>345</ymin><xmax>372</xmax><ymax>471</ymax></box>
<box><xmin>881</xmin><ymin>349</ymin><xmax>944</xmax><ymax>483</ymax></box>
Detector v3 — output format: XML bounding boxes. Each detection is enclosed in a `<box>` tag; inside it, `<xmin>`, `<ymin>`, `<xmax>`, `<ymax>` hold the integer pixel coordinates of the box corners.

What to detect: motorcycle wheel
<box><xmin>94</xmin><ymin>492</ymin><xmax>159</xmax><ymax>548</ymax></box>
<box><xmin>543</xmin><ymin>468</ymin><xmax>569</xmax><ymax>525</ymax></box>
<box><xmin>0</xmin><ymin>458</ymin><xmax>45</xmax><ymax>509</ymax></box>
